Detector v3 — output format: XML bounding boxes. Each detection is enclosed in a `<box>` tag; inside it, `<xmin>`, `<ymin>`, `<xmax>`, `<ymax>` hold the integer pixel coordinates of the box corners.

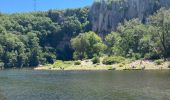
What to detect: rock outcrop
<box><xmin>90</xmin><ymin>0</ymin><xmax>170</xmax><ymax>34</ymax></box>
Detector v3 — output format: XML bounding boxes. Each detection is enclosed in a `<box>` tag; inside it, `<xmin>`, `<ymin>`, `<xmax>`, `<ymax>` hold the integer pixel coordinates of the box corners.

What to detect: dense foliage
<box><xmin>106</xmin><ymin>8</ymin><xmax>170</xmax><ymax>60</ymax></box>
<box><xmin>0</xmin><ymin>8</ymin><xmax>91</xmax><ymax>68</ymax></box>
<box><xmin>0</xmin><ymin>6</ymin><xmax>169</xmax><ymax>68</ymax></box>
<box><xmin>71</xmin><ymin>31</ymin><xmax>106</xmax><ymax>60</ymax></box>
<box><xmin>92</xmin><ymin>56</ymin><xmax>100</xmax><ymax>64</ymax></box>
<box><xmin>102</xmin><ymin>56</ymin><xmax>125</xmax><ymax>65</ymax></box>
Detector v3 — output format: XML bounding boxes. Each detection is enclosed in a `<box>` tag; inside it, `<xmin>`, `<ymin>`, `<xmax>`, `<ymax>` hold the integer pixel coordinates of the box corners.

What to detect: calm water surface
<box><xmin>0</xmin><ymin>69</ymin><xmax>169</xmax><ymax>100</ymax></box>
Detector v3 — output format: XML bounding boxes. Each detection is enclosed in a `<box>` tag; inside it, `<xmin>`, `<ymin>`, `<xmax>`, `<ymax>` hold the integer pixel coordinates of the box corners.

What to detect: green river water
<box><xmin>0</xmin><ymin>69</ymin><xmax>169</xmax><ymax>100</ymax></box>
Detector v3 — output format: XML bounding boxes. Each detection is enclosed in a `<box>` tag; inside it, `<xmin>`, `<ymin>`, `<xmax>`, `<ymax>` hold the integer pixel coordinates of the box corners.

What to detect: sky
<box><xmin>0</xmin><ymin>0</ymin><xmax>94</xmax><ymax>13</ymax></box>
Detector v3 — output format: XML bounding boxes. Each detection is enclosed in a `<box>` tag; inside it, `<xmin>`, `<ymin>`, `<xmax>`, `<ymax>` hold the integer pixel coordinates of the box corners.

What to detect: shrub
<box><xmin>63</xmin><ymin>61</ymin><xmax>73</xmax><ymax>65</ymax></box>
<box><xmin>119</xmin><ymin>64</ymin><xmax>124</xmax><ymax>67</ymax></box>
<box><xmin>144</xmin><ymin>53</ymin><xmax>151</xmax><ymax>59</ymax></box>
<box><xmin>108</xmin><ymin>66</ymin><xmax>116</xmax><ymax>70</ymax></box>
<box><xmin>0</xmin><ymin>62</ymin><xmax>4</xmax><ymax>69</ymax></box>
<box><xmin>74</xmin><ymin>61</ymin><xmax>81</xmax><ymax>65</ymax></box>
<box><xmin>53</xmin><ymin>60</ymin><xmax>63</xmax><ymax>68</ymax></box>
<box><xmin>154</xmin><ymin>59</ymin><xmax>164</xmax><ymax>65</ymax></box>
<box><xmin>45</xmin><ymin>64</ymin><xmax>53</xmax><ymax>67</ymax></box>
<box><xmin>0</xmin><ymin>62</ymin><xmax>4</xmax><ymax>67</ymax></box>
<box><xmin>102</xmin><ymin>56</ymin><xmax>125</xmax><ymax>65</ymax></box>
<box><xmin>92</xmin><ymin>56</ymin><xmax>100</xmax><ymax>64</ymax></box>
<box><xmin>132</xmin><ymin>53</ymin><xmax>141</xmax><ymax>60</ymax></box>
<box><xmin>168</xmin><ymin>63</ymin><xmax>170</xmax><ymax>68</ymax></box>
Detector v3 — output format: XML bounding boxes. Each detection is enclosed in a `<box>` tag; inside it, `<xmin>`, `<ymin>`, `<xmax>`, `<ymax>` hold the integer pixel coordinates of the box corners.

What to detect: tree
<box><xmin>27</xmin><ymin>32</ymin><xmax>42</xmax><ymax>66</ymax></box>
<box><xmin>0</xmin><ymin>33</ymin><xmax>26</xmax><ymax>68</ymax></box>
<box><xmin>0</xmin><ymin>8</ymin><xmax>92</xmax><ymax>68</ymax></box>
<box><xmin>71</xmin><ymin>31</ymin><xmax>106</xmax><ymax>60</ymax></box>
<box><xmin>62</xmin><ymin>16</ymin><xmax>82</xmax><ymax>36</ymax></box>
<box><xmin>105</xmin><ymin>32</ymin><xmax>121</xmax><ymax>55</ymax></box>
<box><xmin>149</xmin><ymin>8</ymin><xmax>170</xmax><ymax>58</ymax></box>
<box><xmin>4</xmin><ymin>51</ymin><xmax>17</xmax><ymax>67</ymax></box>
<box><xmin>0</xmin><ymin>45</ymin><xmax>4</xmax><ymax>58</ymax></box>
<box><xmin>15</xmin><ymin>42</ymin><xmax>27</xmax><ymax>68</ymax></box>
<box><xmin>117</xmin><ymin>19</ymin><xmax>149</xmax><ymax>58</ymax></box>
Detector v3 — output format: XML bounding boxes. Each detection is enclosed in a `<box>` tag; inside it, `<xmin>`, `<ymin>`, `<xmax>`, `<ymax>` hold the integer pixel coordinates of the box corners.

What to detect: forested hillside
<box><xmin>0</xmin><ymin>0</ymin><xmax>170</xmax><ymax>68</ymax></box>
<box><xmin>0</xmin><ymin>8</ymin><xmax>91</xmax><ymax>68</ymax></box>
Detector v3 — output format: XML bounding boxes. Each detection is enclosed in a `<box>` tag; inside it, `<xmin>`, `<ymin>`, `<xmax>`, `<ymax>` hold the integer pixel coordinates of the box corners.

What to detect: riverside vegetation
<box><xmin>0</xmin><ymin>0</ymin><xmax>170</xmax><ymax>70</ymax></box>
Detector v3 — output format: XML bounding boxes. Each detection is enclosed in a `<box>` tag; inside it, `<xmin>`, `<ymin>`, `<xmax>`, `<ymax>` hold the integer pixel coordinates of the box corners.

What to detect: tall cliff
<box><xmin>90</xmin><ymin>0</ymin><xmax>170</xmax><ymax>34</ymax></box>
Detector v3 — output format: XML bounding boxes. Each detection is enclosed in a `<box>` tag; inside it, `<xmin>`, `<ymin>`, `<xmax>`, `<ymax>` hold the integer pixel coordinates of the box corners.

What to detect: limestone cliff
<box><xmin>90</xmin><ymin>0</ymin><xmax>170</xmax><ymax>34</ymax></box>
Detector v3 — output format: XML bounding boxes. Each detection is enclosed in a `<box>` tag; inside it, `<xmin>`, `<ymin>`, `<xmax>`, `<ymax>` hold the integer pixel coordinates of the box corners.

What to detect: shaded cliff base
<box><xmin>34</xmin><ymin>59</ymin><xmax>170</xmax><ymax>71</ymax></box>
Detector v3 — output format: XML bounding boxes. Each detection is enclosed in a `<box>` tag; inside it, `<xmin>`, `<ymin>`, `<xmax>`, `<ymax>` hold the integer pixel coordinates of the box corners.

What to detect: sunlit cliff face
<box><xmin>90</xmin><ymin>0</ymin><xmax>170</xmax><ymax>34</ymax></box>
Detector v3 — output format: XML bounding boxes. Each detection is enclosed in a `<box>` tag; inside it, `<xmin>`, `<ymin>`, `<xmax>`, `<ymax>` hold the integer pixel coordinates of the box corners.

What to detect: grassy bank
<box><xmin>34</xmin><ymin>58</ymin><xmax>170</xmax><ymax>71</ymax></box>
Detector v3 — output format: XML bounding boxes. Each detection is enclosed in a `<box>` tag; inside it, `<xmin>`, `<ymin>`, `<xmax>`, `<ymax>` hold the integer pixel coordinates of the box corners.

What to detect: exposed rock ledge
<box><xmin>90</xmin><ymin>0</ymin><xmax>170</xmax><ymax>35</ymax></box>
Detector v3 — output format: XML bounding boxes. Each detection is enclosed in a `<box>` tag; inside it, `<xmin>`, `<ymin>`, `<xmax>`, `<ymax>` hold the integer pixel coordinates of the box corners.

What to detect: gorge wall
<box><xmin>90</xmin><ymin>0</ymin><xmax>170</xmax><ymax>35</ymax></box>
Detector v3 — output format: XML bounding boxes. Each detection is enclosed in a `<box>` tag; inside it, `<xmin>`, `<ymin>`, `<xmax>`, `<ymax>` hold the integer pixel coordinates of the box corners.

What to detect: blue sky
<box><xmin>0</xmin><ymin>0</ymin><xmax>94</xmax><ymax>13</ymax></box>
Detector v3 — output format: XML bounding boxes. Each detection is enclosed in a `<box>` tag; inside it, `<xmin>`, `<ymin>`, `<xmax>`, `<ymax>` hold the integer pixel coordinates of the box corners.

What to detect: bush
<box><xmin>45</xmin><ymin>64</ymin><xmax>53</xmax><ymax>67</ymax></box>
<box><xmin>53</xmin><ymin>60</ymin><xmax>63</xmax><ymax>68</ymax></box>
<box><xmin>168</xmin><ymin>63</ymin><xmax>170</xmax><ymax>68</ymax></box>
<box><xmin>0</xmin><ymin>62</ymin><xmax>4</xmax><ymax>67</ymax></box>
<box><xmin>108</xmin><ymin>66</ymin><xmax>116</xmax><ymax>70</ymax></box>
<box><xmin>74</xmin><ymin>61</ymin><xmax>81</xmax><ymax>65</ymax></box>
<box><xmin>0</xmin><ymin>62</ymin><xmax>4</xmax><ymax>69</ymax></box>
<box><xmin>102</xmin><ymin>56</ymin><xmax>125</xmax><ymax>65</ymax></box>
<box><xmin>144</xmin><ymin>53</ymin><xmax>151</xmax><ymax>60</ymax></box>
<box><xmin>63</xmin><ymin>61</ymin><xmax>73</xmax><ymax>65</ymax></box>
<box><xmin>92</xmin><ymin>56</ymin><xmax>100</xmax><ymax>64</ymax></box>
<box><xmin>132</xmin><ymin>53</ymin><xmax>141</xmax><ymax>60</ymax></box>
<box><xmin>119</xmin><ymin>64</ymin><xmax>124</xmax><ymax>67</ymax></box>
<box><xmin>154</xmin><ymin>59</ymin><xmax>164</xmax><ymax>65</ymax></box>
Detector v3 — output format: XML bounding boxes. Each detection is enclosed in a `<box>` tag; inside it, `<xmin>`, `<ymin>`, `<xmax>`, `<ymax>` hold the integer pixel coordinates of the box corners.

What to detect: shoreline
<box><xmin>34</xmin><ymin>66</ymin><xmax>170</xmax><ymax>71</ymax></box>
<box><xmin>34</xmin><ymin>60</ymin><xmax>170</xmax><ymax>71</ymax></box>
<box><xmin>34</xmin><ymin>67</ymin><xmax>170</xmax><ymax>71</ymax></box>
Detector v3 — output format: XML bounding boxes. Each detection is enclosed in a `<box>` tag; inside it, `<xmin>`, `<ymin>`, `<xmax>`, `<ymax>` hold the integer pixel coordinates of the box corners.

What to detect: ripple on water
<box><xmin>0</xmin><ymin>89</ymin><xmax>6</xmax><ymax>100</ymax></box>
<box><xmin>0</xmin><ymin>70</ymin><xmax>169</xmax><ymax>100</ymax></box>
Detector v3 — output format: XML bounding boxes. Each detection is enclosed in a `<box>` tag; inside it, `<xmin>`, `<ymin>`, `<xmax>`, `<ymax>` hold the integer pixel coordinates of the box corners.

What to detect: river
<box><xmin>0</xmin><ymin>69</ymin><xmax>169</xmax><ymax>100</ymax></box>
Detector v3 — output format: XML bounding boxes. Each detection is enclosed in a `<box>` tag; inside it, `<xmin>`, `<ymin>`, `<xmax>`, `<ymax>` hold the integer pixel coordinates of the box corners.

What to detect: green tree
<box><xmin>116</xmin><ymin>19</ymin><xmax>149</xmax><ymax>58</ymax></box>
<box><xmin>15</xmin><ymin>42</ymin><xmax>27</xmax><ymax>68</ymax></box>
<box><xmin>105</xmin><ymin>32</ymin><xmax>121</xmax><ymax>55</ymax></box>
<box><xmin>27</xmin><ymin>32</ymin><xmax>42</xmax><ymax>66</ymax></box>
<box><xmin>149</xmin><ymin>8</ymin><xmax>170</xmax><ymax>58</ymax></box>
<box><xmin>71</xmin><ymin>31</ymin><xmax>106</xmax><ymax>60</ymax></box>
<box><xmin>0</xmin><ymin>45</ymin><xmax>4</xmax><ymax>58</ymax></box>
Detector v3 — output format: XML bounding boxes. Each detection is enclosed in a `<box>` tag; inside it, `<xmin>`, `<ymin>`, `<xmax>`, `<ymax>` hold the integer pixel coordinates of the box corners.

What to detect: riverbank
<box><xmin>34</xmin><ymin>59</ymin><xmax>170</xmax><ymax>71</ymax></box>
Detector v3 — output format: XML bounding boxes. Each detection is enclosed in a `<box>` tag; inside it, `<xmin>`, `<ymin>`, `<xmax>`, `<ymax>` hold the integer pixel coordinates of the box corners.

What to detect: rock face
<box><xmin>90</xmin><ymin>0</ymin><xmax>170</xmax><ymax>34</ymax></box>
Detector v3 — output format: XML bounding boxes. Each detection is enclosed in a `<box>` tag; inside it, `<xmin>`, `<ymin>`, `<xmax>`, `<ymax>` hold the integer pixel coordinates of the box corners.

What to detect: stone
<box><xmin>90</xmin><ymin>0</ymin><xmax>170</xmax><ymax>35</ymax></box>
